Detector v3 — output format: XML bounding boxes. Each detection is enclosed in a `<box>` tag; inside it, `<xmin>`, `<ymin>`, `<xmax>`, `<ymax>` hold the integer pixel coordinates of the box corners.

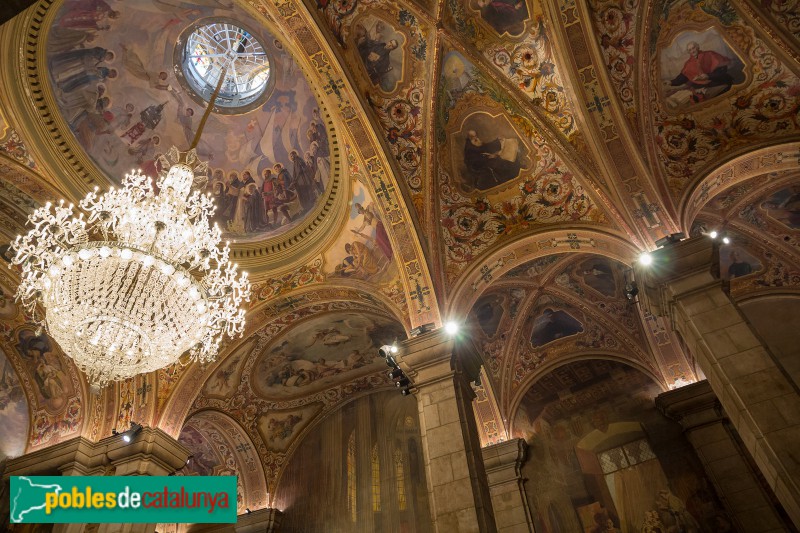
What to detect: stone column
<box><xmin>657</xmin><ymin>380</ymin><xmax>790</xmax><ymax>532</ymax></box>
<box><xmin>398</xmin><ymin>328</ymin><xmax>497</xmax><ymax>533</ymax></box>
<box><xmin>2</xmin><ymin>427</ymin><xmax>190</xmax><ymax>533</ymax></box>
<box><xmin>482</xmin><ymin>438</ymin><xmax>534</xmax><ymax>533</ymax></box>
<box><xmin>636</xmin><ymin>237</ymin><xmax>800</xmax><ymax>526</ymax></box>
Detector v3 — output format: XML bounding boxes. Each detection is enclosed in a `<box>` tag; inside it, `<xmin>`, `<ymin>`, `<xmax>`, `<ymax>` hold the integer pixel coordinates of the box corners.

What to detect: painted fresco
<box><xmin>0</xmin><ymin>288</ymin><xmax>19</xmax><ymax>321</ymax></box>
<box><xmin>257</xmin><ymin>403</ymin><xmax>322</xmax><ymax>453</ymax></box>
<box><xmin>14</xmin><ymin>329</ymin><xmax>74</xmax><ymax>413</ymax></box>
<box><xmin>0</xmin><ymin>347</ymin><xmax>29</xmax><ymax>460</ymax></box>
<box><xmin>452</xmin><ymin>111</ymin><xmax>532</xmax><ymax>192</ymax></box>
<box><xmin>530</xmin><ymin>308</ymin><xmax>584</xmax><ymax>348</ymax></box>
<box><xmin>469</xmin><ymin>0</ymin><xmax>529</xmax><ymax>36</ymax></box>
<box><xmin>326</xmin><ymin>181</ymin><xmax>397</xmax><ymax>284</ymax></box>
<box><xmin>437</xmin><ymin>50</ymin><xmax>606</xmax><ymax>281</ymax></box>
<box><xmin>660</xmin><ymin>28</ymin><xmax>745</xmax><ymax>111</ymax></box>
<box><xmin>203</xmin><ymin>338</ymin><xmax>256</xmax><ymax>399</ymax></box>
<box><xmin>513</xmin><ymin>360</ymin><xmax>732</xmax><ymax>533</ymax></box>
<box><xmin>352</xmin><ymin>15</ymin><xmax>406</xmax><ymax>93</ymax></box>
<box><xmin>719</xmin><ymin>243</ymin><xmax>762</xmax><ymax>280</ymax></box>
<box><xmin>252</xmin><ymin>312</ymin><xmax>405</xmax><ymax>399</ymax></box>
<box><xmin>178</xmin><ymin>425</ymin><xmax>224</xmax><ymax>477</ymax></box>
<box><xmin>46</xmin><ymin>0</ymin><xmax>331</xmax><ymax>242</ymax></box>
<box><xmin>650</xmin><ymin>2</ymin><xmax>800</xmax><ymax>199</ymax></box>
<box><xmin>577</xmin><ymin>257</ymin><xmax>618</xmax><ymax>298</ymax></box>
<box><xmin>761</xmin><ymin>186</ymin><xmax>800</xmax><ymax>230</ymax></box>
<box><xmin>472</xmin><ymin>292</ymin><xmax>506</xmax><ymax>338</ymax></box>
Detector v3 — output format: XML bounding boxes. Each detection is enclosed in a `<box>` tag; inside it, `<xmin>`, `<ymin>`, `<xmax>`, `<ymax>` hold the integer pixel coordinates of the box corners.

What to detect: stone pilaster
<box><xmin>657</xmin><ymin>380</ymin><xmax>791</xmax><ymax>532</ymax></box>
<box><xmin>398</xmin><ymin>328</ymin><xmax>497</xmax><ymax>533</ymax></box>
<box><xmin>2</xmin><ymin>427</ymin><xmax>190</xmax><ymax>533</ymax></box>
<box><xmin>482</xmin><ymin>438</ymin><xmax>534</xmax><ymax>533</ymax></box>
<box><xmin>636</xmin><ymin>237</ymin><xmax>800</xmax><ymax>527</ymax></box>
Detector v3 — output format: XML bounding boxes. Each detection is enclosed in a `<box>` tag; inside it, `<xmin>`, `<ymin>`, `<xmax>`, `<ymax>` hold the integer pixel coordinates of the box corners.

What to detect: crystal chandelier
<box><xmin>10</xmin><ymin>147</ymin><xmax>250</xmax><ymax>387</ymax></box>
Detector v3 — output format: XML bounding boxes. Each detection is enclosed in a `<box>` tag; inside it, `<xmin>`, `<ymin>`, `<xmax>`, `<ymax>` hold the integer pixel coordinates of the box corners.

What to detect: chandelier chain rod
<box><xmin>190</xmin><ymin>64</ymin><xmax>228</xmax><ymax>151</ymax></box>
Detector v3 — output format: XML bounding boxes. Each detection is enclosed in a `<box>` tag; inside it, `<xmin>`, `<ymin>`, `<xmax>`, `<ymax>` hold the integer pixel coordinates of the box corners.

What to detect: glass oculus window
<box><xmin>179</xmin><ymin>21</ymin><xmax>272</xmax><ymax>113</ymax></box>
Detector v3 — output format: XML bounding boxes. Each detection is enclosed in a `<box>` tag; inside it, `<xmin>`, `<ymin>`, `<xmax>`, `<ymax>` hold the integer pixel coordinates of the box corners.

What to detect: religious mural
<box><xmin>257</xmin><ymin>403</ymin><xmax>322</xmax><ymax>453</ymax></box>
<box><xmin>14</xmin><ymin>329</ymin><xmax>73</xmax><ymax>413</ymax></box>
<box><xmin>46</xmin><ymin>0</ymin><xmax>331</xmax><ymax>242</ymax></box>
<box><xmin>452</xmin><ymin>111</ymin><xmax>531</xmax><ymax>192</ymax></box>
<box><xmin>352</xmin><ymin>15</ymin><xmax>406</xmax><ymax>93</ymax></box>
<box><xmin>577</xmin><ymin>257</ymin><xmax>618</xmax><ymax>298</ymax></box>
<box><xmin>761</xmin><ymin>186</ymin><xmax>800</xmax><ymax>230</ymax></box>
<box><xmin>514</xmin><ymin>360</ymin><xmax>732</xmax><ymax>533</ymax></box>
<box><xmin>252</xmin><ymin>312</ymin><xmax>406</xmax><ymax>399</ymax></box>
<box><xmin>719</xmin><ymin>244</ymin><xmax>762</xmax><ymax>280</ymax></box>
<box><xmin>325</xmin><ymin>181</ymin><xmax>397</xmax><ymax>284</ymax></box>
<box><xmin>437</xmin><ymin>50</ymin><xmax>607</xmax><ymax>281</ymax></box>
<box><xmin>469</xmin><ymin>0</ymin><xmax>529</xmax><ymax>36</ymax></box>
<box><xmin>203</xmin><ymin>338</ymin><xmax>256</xmax><ymax>399</ymax></box>
<box><xmin>659</xmin><ymin>28</ymin><xmax>745</xmax><ymax>111</ymax></box>
<box><xmin>472</xmin><ymin>292</ymin><xmax>507</xmax><ymax>338</ymax></box>
<box><xmin>0</xmin><ymin>347</ymin><xmax>29</xmax><ymax>460</ymax></box>
<box><xmin>529</xmin><ymin>308</ymin><xmax>584</xmax><ymax>348</ymax></box>
<box><xmin>650</xmin><ymin>1</ymin><xmax>800</xmax><ymax>198</ymax></box>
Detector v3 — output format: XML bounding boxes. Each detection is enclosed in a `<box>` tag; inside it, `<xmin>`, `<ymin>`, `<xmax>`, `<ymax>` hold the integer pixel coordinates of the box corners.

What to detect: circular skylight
<box><xmin>181</xmin><ymin>22</ymin><xmax>270</xmax><ymax>110</ymax></box>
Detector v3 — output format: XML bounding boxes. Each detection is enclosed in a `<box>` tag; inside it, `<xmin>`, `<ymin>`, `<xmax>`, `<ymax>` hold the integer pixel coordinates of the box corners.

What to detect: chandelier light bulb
<box><xmin>9</xmin><ymin>147</ymin><xmax>250</xmax><ymax>387</ymax></box>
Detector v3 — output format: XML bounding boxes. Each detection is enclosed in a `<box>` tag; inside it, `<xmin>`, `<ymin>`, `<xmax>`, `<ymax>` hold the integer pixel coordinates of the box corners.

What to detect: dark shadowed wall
<box><xmin>276</xmin><ymin>389</ymin><xmax>433</xmax><ymax>533</ymax></box>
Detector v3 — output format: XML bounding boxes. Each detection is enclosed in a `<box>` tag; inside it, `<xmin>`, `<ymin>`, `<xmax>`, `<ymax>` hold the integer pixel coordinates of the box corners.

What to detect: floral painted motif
<box><xmin>589</xmin><ymin>0</ymin><xmax>640</xmax><ymax>125</ymax></box>
<box><xmin>317</xmin><ymin>0</ymin><xmax>428</xmax><ymax>211</ymax></box>
<box><xmin>0</xmin><ymin>129</ymin><xmax>38</xmax><ymax>170</ymax></box>
<box><xmin>761</xmin><ymin>0</ymin><xmax>800</xmax><ymax>43</ymax></box>
<box><xmin>250</xmin><ymin>259</ymin><xmax>326</xmax><ymax>305</ymax></box>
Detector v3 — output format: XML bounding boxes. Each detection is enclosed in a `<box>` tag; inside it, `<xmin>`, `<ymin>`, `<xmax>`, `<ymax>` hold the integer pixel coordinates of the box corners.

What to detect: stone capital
<box><xmin>482</xmin><ymin>438</ymin><xmax>527</xmax><ymax>486</ymax></box>
<box><xmin>397</xmin><ymin>328</ymin><xmax>483</xmax><ymax>388</ymax></box>
<box><xmin>3</xmin><ymin>427</ymin><xmax>190</xmax><ymax>479</ymax></box>
<box><xmin>655</xmin><ymin>380</ymin><xmax>724</xmax><ymax>430</ymax></box>
<box><xmin>634</xmin><ymin>237</ymin><xmax>723</xmax><ymax>320</ymax></box>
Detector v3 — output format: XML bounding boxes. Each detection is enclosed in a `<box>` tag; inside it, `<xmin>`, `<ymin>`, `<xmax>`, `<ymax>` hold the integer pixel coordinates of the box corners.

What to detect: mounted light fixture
<box><xmin>9</xmin><ymin>65</ymin><xmax>250</xmax><ymax>388</ymax></box>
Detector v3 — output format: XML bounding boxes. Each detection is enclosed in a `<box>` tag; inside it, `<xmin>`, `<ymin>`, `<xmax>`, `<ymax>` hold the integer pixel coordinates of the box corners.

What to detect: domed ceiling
<box><xmin>46</xmin><ymin>0</ymin><xmax>331</xmax><ymax>242</ymax></box>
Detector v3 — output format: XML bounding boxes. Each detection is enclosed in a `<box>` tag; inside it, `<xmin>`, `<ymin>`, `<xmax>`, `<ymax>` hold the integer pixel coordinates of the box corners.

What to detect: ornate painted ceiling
<box><xmin>0</xmin><ymin>0</ymin><xmax>798</xmax><ymax>509</ymax></box>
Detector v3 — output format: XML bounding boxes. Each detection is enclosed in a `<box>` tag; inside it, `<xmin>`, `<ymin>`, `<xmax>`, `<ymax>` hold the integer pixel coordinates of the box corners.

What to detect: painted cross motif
<box><xmin>136</xmin><ymin>383</ymin><xmax>152</xmax><ymax>402</ymax></box>
<box><xmin>408</xmin><ymin>278</ymin><xmax>431</xmax><ymax>313</ymax></box>
<box><xmin>235</xmin><ymin>442</ymin><xmax>252</xmax><ymax>454</ymax></box>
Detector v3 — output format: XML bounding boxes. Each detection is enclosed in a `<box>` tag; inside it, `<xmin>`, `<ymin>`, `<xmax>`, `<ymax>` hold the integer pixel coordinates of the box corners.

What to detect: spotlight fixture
<box><xmin>709</xmin><ymin>230</ymin><xmax>718</xmax><ymax>239</ymax></box>
<box><xmin>654</xmin><ymin>232</ymin><xmax>686</xmax><ymax>248</ymax></box>
<box><xmin>624</xmin><ymin>281</ymin><xmax>639</xmax><ymax>301</ymax></box>
<box><xmin>395</xmin><ymin>377</ymin><xmax>410</xmax><ymax>388</ymax></box>
<box><xmin>186</xmin><ymin>455</ymin><xmax>194</xmax><ymax>465</ymax></box>
<box><xmin>388</xmin><ymin>368</ymin><xmax>404</xmax><ymax>380</ymax></box>
<box><xmin>378</xmin><ymin>345</ymin><xmax>394</xmax><ymax>358</ymax></box>
<box><xmin>444</xmin><ymin>321</ymin><xmax>460</xmax><ymax>335</ymax></box>
<box><xmin>722</xmin><ymin>237</ymin><xmax>731</xmax><ymax>244</ymax></box>
<box><xmin>400</xmin><ymin>387</ymin><xmax>412</xmax><ymax>396</ymax></box>
<box><xmin>246</xmin><ymin>508</ymin><xmax>252</xmax><ymax>514</ymax></box>
<box><xmin>638</xmin><ymin>252</ymin><xmax>653</xmax><ymax>266</ymax></box>
<box><xmin>386</xmin><ymin>355</ymin><xmax>398</xmax><ymax>368</ymax></box>
<box><xmin>390</xmin><ymin>344</ymin><xmax>398</xmax><ymax>354</ymax></box>
<box><xmin>410</xmin><ymin>323</ymin><xmax>434</xmax><ymax>337</ymax></box>
<box><xmin>120</xmin><ymin>421</ymin><xmax>143</xmax><ymax>444</ymax></box>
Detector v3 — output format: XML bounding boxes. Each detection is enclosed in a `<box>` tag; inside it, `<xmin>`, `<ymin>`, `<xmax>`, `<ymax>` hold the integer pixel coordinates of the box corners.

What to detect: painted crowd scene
<box><xmin>46</xmin><ymin>0</ymin><xmax>331</xmax><ymax>241</ymax></box>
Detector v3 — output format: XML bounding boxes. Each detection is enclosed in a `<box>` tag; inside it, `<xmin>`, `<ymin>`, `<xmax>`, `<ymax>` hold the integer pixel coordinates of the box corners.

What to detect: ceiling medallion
<box><xmin>9</xmin><ymin>147</ymin><xmax>251</xmax><ymax>387</ymax></box>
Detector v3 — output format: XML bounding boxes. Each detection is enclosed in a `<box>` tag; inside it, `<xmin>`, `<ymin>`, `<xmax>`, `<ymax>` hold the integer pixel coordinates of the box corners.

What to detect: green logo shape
<box><xmin>10</xmin><ymin>476</ymin><xmax>237</xmax><ymax>523</ymax></box>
